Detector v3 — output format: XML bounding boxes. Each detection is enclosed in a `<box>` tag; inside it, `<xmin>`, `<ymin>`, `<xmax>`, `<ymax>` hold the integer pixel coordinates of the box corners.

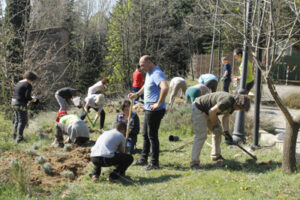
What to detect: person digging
<box><xmin>190</xmin><ymin>92</ymin><xmax>250</xmax><ymax>170</ymax></box>
<box><xmin>53</xmin><ymin>111</ymin><xmax>90</xmax><ymax>147</ymax></box>
<box><xmin>90</xmin><ymin>121</ymin><xmax>133</xmax><ymax>182</ymax></box>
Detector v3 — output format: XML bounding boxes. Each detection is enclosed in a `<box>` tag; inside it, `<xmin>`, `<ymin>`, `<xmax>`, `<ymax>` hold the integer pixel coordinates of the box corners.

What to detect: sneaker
<box><xmin>132</xmin><ymin>158</ymin><xmax>148</xmax><ymax>166</ymax></box>
<box><xmin>16</xmin><ymin>137</ymin><xmax>25</xmax><ymax>143</ymax></box>
<box><xmin>142</xmin><ymin>163</ymin><xmax>159</xmax><ymax>171</ymax></box>
<box><xmin>211</xmin><ymin>155</ymin><xmax>225</xmax><ymax>162</ymax></box>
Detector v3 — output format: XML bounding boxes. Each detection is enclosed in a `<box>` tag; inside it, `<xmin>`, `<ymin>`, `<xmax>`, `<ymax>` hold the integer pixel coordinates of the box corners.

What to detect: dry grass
<box><xmin>282</xmin><ymin>93</ymin><xmax>300</xmax><ymax>109</ymax></box>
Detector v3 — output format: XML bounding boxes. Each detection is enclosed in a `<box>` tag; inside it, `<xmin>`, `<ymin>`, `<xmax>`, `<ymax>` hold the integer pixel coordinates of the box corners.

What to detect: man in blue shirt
<box><xmin>128</xmin><ymin>55</ymin><xmax>169</xmax><ymax>170</ymax></box>
<box><xmin>221</xmin><ymin>57</ymin><xmax>232</xmax><ymax>92</ymax></box>
<box><xmin>198</xmin><ymin>73</ymin><xmax>219</xmax><ymax>92</ymax></box>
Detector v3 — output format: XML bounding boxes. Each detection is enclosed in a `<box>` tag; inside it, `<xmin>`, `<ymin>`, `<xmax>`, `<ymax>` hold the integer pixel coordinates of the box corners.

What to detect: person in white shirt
<box><xmin>168</xmin><ymin>77</ymin><xmax>187</xmax><ymax>108</ymax></box>
<box><xmin>90</xmin><ymin>121</ymin><xmax>133</xmax><ymax>182</ymax></box>
<box><xmin>87</xmin><ymin>77</ymin><xmax>109</xmax><ymax>96</ymax></box>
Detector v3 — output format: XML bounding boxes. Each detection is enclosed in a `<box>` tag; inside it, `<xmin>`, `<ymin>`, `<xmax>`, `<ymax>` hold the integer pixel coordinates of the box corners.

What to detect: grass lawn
<box><xmin>0</xmin><ymin>104</ymin><xmax>299</xmax><ymax>200</ymax></box>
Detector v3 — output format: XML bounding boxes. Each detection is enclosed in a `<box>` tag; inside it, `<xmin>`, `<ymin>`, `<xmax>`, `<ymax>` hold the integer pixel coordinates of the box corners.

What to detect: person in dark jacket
<box><xmin>11</xmin><ymin>71</ymin><xmax>38</xmax><ymax>143</ymax></box>
<box><xmin>55</xmin><ymin>87</ymin><xmax>81</xmax><ymax>111</ymax></box>
<box><xmin>115</xmin><ymin>100</ymin><xmax>140</xmax><ymax>154</ymax></box>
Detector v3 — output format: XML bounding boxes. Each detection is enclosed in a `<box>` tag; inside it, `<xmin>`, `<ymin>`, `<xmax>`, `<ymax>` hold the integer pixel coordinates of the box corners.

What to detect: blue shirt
<box><xmin>198</xmin><ymin>74</ymin><xmax>218</xmax><ymax>83</ymax></box>
<box><xmin>144</xmin><ymin>66</ymin><xmax>166</xmax><ymax>111</ymax></box>
<box><xmin>223</xmin><ymin>63</ymin><xmax>231</xmax><ymax>81</ymax></box>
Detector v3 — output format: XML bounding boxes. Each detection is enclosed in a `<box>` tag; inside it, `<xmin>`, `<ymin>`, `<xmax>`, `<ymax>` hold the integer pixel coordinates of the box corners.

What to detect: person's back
<box><xmin>132</xmin><ymin>70</ymin><xmax>144</xmax><ymax>88</ymax></box>
<box><xmin>91</xmin><ymin>129</ymin><xmax>125</xmax><ymax>158</ymax></box>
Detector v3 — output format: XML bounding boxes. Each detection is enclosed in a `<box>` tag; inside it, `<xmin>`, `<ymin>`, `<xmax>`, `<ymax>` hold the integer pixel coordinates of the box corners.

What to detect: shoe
<box><xmin>142</xmin><ymin>163</ymin><xmax>159</xmax><ymax>171</ymax></box>
<box><xmin>190</xmin><ymin>163</ymin><xmax>203</xmax><ymax>170</ymax></box>
<box><xmin>16</xmin><ymin>137</ymin><xmax>25</xmax><ymax>143</ymax></box>
<box><xmin>89</xmin><ymin>174</ymin><xmax>99</xmax><ymax>182</ymax></box>
<box><xmin>132</xmin><ymin>158</ymin><xmax>148</xmax><ymax>166</ymax></box>
<box><xmin>211</xmin><ymin>155</ymin><xmax>225</xmax><ymax>162</ymax></box>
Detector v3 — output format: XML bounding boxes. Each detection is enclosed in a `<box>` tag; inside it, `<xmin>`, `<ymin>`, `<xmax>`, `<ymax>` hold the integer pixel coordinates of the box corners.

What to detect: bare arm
<box><xmin>119</xmin><ymin>146</ymin><xmax>125</xmax><ymax>153</ymax></box>
<box><xmin>222</xmin><ymin>114</ymin><xmax>230</xmax><ymax>132</ymax></box>
<box><xmin>208</xmin><ymin>105</ymin><xmax>220</xmax><ymax>127</ymax></box>
<box><xmin>84</xmin><ymin>102</ymin><xmax>90</xmax><ymax>112</ymax></box>
<box><xmin>128</xmin><ymin>86</ymin><xmax>144</xmax><ymax>99</ymax></box>
<box><xmin>150</xmin><ymin>80</ymin><xmax>169</xmax><ymax>110</ymax></box>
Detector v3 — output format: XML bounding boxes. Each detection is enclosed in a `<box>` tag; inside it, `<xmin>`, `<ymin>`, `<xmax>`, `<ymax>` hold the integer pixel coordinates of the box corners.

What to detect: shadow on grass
<box><xmin>202</xmin><ymin>159</ymin><xmax>281</xmax><ymax>173</ymax></box>
<box><xmin>135</xmin><ymin>174</ymin><xmax>181</xmax><ymax>185</ymax></box>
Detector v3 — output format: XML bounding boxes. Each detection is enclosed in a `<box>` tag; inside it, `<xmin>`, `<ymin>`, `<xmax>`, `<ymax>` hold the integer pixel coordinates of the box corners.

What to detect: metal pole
<box><xmin>233</xmin><ymin>0</ymin><xmax>252</xmax><ymax>144</ymax></box>
<box><xmin>218</xmin><ymin>26</ymin><xmax>222</xmax><ymax>79</ymax></box>
<box><xmin>253</xmin><ymin>0</ymin><xmax>262</xmax><ymax>148</ymax></box>
<box><xmin>209</xmin><ymin>0</ymin><xmax>219</xmax><ymax>74</ymax></box>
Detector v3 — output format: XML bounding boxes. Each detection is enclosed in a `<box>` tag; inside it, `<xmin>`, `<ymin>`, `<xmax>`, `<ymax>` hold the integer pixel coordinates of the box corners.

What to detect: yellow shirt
<box><xmin>239</xmin><ymin>61</ymin><xmax>254</xmax><ymax>83</ymax></box>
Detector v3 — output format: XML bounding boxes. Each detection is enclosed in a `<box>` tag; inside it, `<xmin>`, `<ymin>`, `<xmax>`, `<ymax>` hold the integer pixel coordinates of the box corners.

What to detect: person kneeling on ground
<box><xmin>90</xmin><ymin>121</ymin><xmax>133</xmax><ymax>182</ymax></box>
<box><xmin>53</xmin><ymin>111</ymin><xmax>90</xmax><ymax>147</ymax></box>
<box><xmin>115</xmin><ymin>100</ymin><xmax>140</xmax><ymax>154</ymax></box>
<box><xmin>190</xmin><ymin>92</ymin><xmax>250</xmax><ymax>170</ymax></box>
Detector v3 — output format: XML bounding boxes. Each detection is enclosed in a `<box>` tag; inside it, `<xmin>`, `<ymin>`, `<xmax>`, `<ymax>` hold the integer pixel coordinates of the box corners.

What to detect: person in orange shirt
<box><xmin>132</xmin><ymin>64</ymin><xmax>144</xmax><ymax>104</ymax></box>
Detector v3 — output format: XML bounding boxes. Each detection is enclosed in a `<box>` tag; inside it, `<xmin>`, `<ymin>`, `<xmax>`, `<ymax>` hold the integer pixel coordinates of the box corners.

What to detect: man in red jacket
<box><xmin>132</xmin><ymin>64</ymin><xmax>144</xmax><ymax>104</ymax></box>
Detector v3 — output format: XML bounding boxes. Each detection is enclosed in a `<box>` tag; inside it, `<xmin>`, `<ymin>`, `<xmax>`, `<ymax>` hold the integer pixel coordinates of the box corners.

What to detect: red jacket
<box><xmin>132</xmin><ymin>70</ymin><xmax>144</xmax><ymax>88</ymax></box>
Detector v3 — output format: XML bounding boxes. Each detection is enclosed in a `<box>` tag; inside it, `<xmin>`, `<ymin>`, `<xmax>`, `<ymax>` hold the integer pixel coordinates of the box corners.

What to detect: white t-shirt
<box><xmin>88</xmin><ymin>81</ymin><xmax>103</xmax><ymax>96</ymax></box>
<box><xmin>84</xmin><ymin>94</ymin><xmax>104</xmax><ymax>110</ymax></box>
<box><xmin>170</xmin><ymin>77</ymin><xmax>185</xmax><ymax>88</ymax></box>
<box><xmin>91</xmin><ymin>129</ymin><xmax>126</xmax><ymax>158</ymax></box>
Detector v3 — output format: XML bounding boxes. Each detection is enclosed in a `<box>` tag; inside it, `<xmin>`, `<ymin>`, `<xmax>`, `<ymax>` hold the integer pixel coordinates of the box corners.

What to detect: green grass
<box><xmin>0</xmin><ymin>104</ymin><xmax>299</xmax><ymax>200</ymax></box>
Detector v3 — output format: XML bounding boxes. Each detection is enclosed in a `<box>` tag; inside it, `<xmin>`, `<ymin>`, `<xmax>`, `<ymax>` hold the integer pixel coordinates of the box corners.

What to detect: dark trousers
<box><xmin>80</xmin><ymin>106</ymin><xmax>105</xmax><ymax>129</ymax></box>
<box><xmin>222</xmin><ymin>79</ymin><xmax>231</xmax><ymax>92</ymax></box>
<box><xmin>12</xmin><ymin>105</ymin><xmax>28</xmax><ymax>140</ymax></box>
<box><xmin>235</xmin><ymin>80</ymin><xmax>254</xmax><ymax>94</ymax></box>
<box><xmin>91</xmin><ymin>153</ymin><xmax>133</xmax><ymax>178</ymax></box>
<box><xmin>140</xmin><ymin>109</ymin><xmax>165</xmax><ymax>165</ymax></box>
<box><xmin>205</xmin><ymin>80</ymin><xmax>218</xmax><ymax>92</ymax></box>
<box><xmin>132</xmin><ymin>87</ymin><xmax>143</xmax><ymax>104</ymax></box>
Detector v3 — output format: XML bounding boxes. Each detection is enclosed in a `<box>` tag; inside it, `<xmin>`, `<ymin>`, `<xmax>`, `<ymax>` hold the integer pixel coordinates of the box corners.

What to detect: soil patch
<box><xmin>0</xmin><ymin>145</ymin><xmax>91</xmax><ymax>190</ymax></box>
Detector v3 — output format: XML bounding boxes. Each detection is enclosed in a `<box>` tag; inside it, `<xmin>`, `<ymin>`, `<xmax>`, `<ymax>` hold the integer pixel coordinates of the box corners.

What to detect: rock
<box><xmin>260</xmin><ymin>132</ymin><xmax>277</xmax><ymax>145</ymax></box>
<box><xmin>276</xmin><ymin>133</ymin><xmax>285</xmax><ymax>141</ymax></box>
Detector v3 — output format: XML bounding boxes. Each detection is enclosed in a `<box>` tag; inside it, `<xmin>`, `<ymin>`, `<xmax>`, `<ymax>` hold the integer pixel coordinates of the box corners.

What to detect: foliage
<box><xmin>283</xmin><ymin>93</ymin><xmax>300</xmax><ymax>109</ymax></box>
<box><xmin>9</xmin><ymin>159</ymin><xmax>31</xmax><ymax>196</ymax></box>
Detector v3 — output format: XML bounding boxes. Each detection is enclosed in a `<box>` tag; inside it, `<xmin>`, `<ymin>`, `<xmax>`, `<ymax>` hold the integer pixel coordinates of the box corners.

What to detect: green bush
<box><xmin>9</xmin><ymin>159</ymin><xmax>31</xmax><ymax>196</ymax></box>
<box><xmin>283</xmin><ymin>93</ymin><xmax>300</xmax><ymax>109</ymax></box>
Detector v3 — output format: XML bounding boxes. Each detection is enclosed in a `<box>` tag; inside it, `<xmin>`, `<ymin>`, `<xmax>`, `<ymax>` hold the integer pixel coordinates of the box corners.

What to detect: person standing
<box><xmin>190</xmin><ymin>92</ymin><xmax>250</xmax><ymax>170</ymax></box>
<box><xmin>168</xmin><ymin>77</ymin><xmax>187</xmax><ymax>108</ymax></box>
<box><xmin>234</xmin><ymin>48</ymin><xmax>254</xmax><ymax>94</ymax></box>
<box><xmin>132</xmin><ymin>64</ymin><xmax>144</xmax><ymax>104</ymax></box>
<box><xmin>221</xmin><ymin>57</ymin><xmax>232</xmax><ymax>92</ymax></box>
<box><xmin>115</xmin><ymin>100</ymin><xmax>140</xmax><ymax>154</ymax></box>
<box><xmin>128</xmin><ymin>55</ymin><xmax>169</xmax><ymax>170</ymax></box>
<box><xmin>88</xmin><ymin>77</ymin><xmax>109</xmax><ymax>96</ymax></box>
<box><xmin>90</xmin><ymin>121</ymin><xmax>133</xmax><ymax>182</ymax></box>
<box><xmin>55</xmin><ymin>87</ymin><xmax>81</xmax><ymax>111</ymax></box>
<box><xmin>198</xmin><ymin>73</ymin><xmax>219</xmax><ymax>92</ymax></box>
<box><xmin>12</xmin><ymin>71</ymin><xmax>38</xmax><ymax>143</ymax></box>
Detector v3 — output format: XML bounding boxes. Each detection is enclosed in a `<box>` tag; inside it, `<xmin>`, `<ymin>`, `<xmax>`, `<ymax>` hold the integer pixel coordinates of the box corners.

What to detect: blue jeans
<box><xmin>12</xmin><ymin>103</ymin><xmax>28</xmax><ymax>140</ymax></box>
<box><xmin>126</xmin><ymin>137</ymin><xmax>137</xmax><ymax>154</ymax></box>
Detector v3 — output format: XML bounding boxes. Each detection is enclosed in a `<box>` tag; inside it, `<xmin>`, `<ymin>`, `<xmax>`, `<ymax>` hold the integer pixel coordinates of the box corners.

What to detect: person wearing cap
<box><xmin>198</xmin><ymin>74</ymin><xmax>219</xmax><ymax>93</ymax></box>
<box><xmin>132</xmin><ymin>64</ymin><xmax>144</xmax><ymax>104</ymax></box>
<box><xmin>221</xmin><ymin>57</ymin><xmax>232</xmax><ymax>92</ymax></box>
<box><xmin>80</xmin><ymin>94</ymin><xmax>105</xmax><ymax>130</ymax></box>
<box><xmin>55</xmin><ymin>87</ymin><xmax>81</xmax><ymax>111</ymax></box>
<box><xmin>53</xmin><ymin>112</ymin><xmax>90</xmax><ymax>148</ymax></box>
<box><xmin>190</xmin><ymin>92</ymin><xmax>250</xmax><ymax>170</ymax></box>
<box><xmin>12</xmin><ymin>71</ymin><xmax>38</xmax><ymax>143</ymax></box>
<box><xmin>185</xmin><ymin>84</ymin><xmax>210</xmax><ymax>104</ymax></box>
<box><xmin>168</xmin><ymin>77</ymin><xmax>187</xmax><ymax>108</ymax></box>
<box><xmin>90</xmin><ymin>121</ymin><xmax>133</xmax><ymax>182</ymax></box>
<box><xmin>115</xmin><ymin>100</ymin><xmax>140</xmax><ymax>154</ymax></box>
<box><xmin>88</xmin><ymin>78</ymin><xmax>109</xmax><ymax>96</ymax></box>
<box><xmin>234</xmin><ymin>48</ymin><xmax>254</xmax><ymax>94</ymax></box>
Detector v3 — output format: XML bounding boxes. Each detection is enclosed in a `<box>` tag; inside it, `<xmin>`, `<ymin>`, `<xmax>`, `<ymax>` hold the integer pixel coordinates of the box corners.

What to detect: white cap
<box><xmin>95</xmin><ymin>94</ymin><xmax>105</xmax><ymax>105</ymax></box>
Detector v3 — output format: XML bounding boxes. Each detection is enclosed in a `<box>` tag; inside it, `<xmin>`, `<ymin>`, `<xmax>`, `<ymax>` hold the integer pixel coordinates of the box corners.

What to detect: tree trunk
<box><xmin>282</xmin><ymin>115</ymin><xmax>300</xmax><ymax>174</ymax></box>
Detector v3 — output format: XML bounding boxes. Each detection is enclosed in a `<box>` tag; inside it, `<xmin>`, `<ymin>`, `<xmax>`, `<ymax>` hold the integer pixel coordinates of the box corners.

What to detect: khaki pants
<box><xmin>190</xmin><ymin>103</ymin><xmax>222</xmax><ymax>165</ymax></box>
<box><xmin>169</xmin><ymin>80</ymin><xmax>187</xmax><ymax>105</ymax></box>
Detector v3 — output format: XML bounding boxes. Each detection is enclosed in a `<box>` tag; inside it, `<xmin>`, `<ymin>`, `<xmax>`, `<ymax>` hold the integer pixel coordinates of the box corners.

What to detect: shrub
<box><xmin>60</xmin><ymin>170</ymin><xmax>75</xmax><ymax>180</ymax></box>
<box><xmin>64</xmin><ymin>144</ymin><xmax>72</xmax><ymax>152</ymax></box>
<box><xmin>25</xmin><ymin>149</ymin><xmax>37</xmax><ymax>156</ymax></box>
<box><xmin>9</xmin><ymin>159</ymin><xmax>31</xmax><ymax>195</ymax></box>
<box><xmin>35</xmin><ymin>156</ymin><xmax>47</xmax><ymax>164</ymax></box>
<box><xmin>41</xmin><ymin>162</ymin><xmax>53</xmax><ymax>175</ymax></box>
<box><xmin>283</xmin><ymin>93</ymin><xmax>300</xmax><ymax>109</ymax></box>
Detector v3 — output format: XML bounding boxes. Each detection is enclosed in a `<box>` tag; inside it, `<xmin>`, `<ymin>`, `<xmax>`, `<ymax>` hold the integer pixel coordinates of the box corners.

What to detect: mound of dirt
<box><xmin>0</xmin><ymin>145</ymin><xmax>91</xmax><ymax>190</ymax></box>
